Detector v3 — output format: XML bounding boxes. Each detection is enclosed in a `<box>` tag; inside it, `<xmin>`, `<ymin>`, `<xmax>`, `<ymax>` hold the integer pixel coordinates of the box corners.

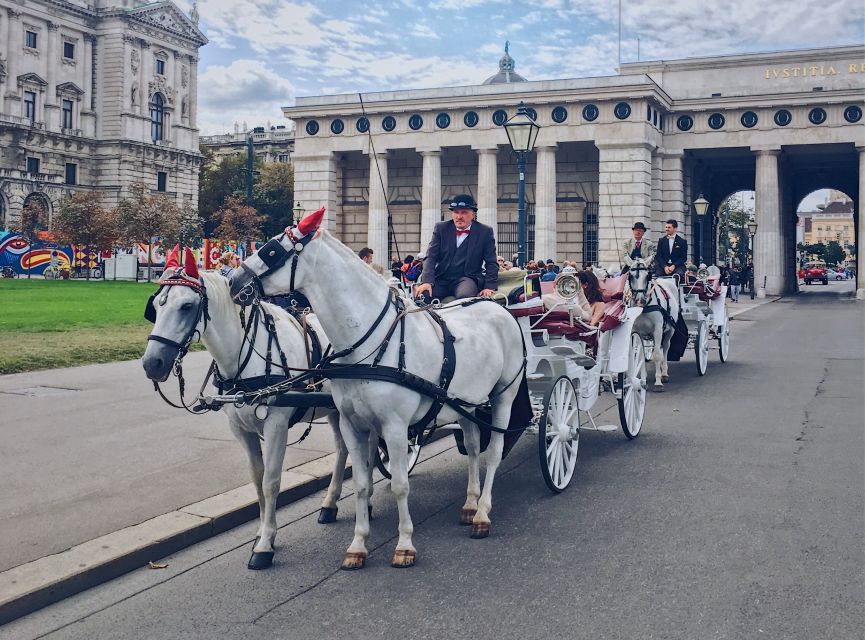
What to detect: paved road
<box><xmin>0</xmin><ymin>353</ymin><xmax>339</xmax><ymax>572</ymax></box>
<box><xmin>3</xmin><ymin>283</ymin><xmax>863</xmax><ymax>640</ymax></box>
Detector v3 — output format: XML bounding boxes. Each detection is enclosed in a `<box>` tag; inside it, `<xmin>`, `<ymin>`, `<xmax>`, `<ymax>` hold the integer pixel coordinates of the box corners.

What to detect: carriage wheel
<box><xmin>695</xmin><ymin>320</ymin><xmax>709</xmax><ymax>376</ymax></box>
<box><xmin>718</xmin><ymin>322</ymin><xmax>730</xmax><ymax>363</ymax></box>
<box><xmin>618</xmin><ymin>333</ymin><xmax>647</xmax><ymax>439</ymax></box>
<box><xmin>375</xmin><ymin>433</ymin><xmax>422</xmax><ymax>480</ymax></box>
<box><xmin>538</xmin><ymin>375</ymin><xmax>580</xmax><ymax>493</ymax></box>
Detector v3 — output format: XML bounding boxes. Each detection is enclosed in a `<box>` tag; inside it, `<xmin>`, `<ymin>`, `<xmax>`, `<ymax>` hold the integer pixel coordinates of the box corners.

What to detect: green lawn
<box><xmin>0</xmin><ymin>278</ymin><xmax>188</xmax><ymax>374</ymax></box>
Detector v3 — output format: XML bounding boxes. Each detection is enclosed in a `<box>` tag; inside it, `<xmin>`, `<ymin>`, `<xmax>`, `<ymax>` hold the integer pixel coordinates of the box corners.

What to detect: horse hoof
<box><xmin>661</xmin><ymin>375</ymin><xmax>670</xmax><ymax>382</ymax></box>
<box><xmin>247</xmin><ymin>551</ymin><xmax>274</xmax><ymax>570</ymax></box>
<box><xmin>317</xmin><ymin>506</ymin><xmax>338</xmax><ymax>524</ymax></box>
<box><xmin>653</xmin><ymin>386</ymin><xmax>665</xmax><ymax>393</ymax></box>
<box><xmin>340</xmin><ymin>552</ymin><xmax>367</xmax><ymax>571</ymax></box>
<box><xmin>470</xmin><ymin>522</ymin><xmax>490</xmax><ymax>539</ymax></box>
<box><xmin>391</xmin><ymin>549</ymin><xmax>417</xmax><ymax>568</ymax></box>
<box><xmin>460</xmin><ymin>508</ymin><xmax>477</xmax><ymax>525</ymax></box>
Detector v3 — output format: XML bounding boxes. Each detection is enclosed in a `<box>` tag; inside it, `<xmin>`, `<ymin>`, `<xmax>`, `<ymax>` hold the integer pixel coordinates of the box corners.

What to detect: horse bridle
<box><xmin>234</xmin><ymin>229</ymin><xmax>316</xmax><ymax>305</ymax></box>
<box><xmin>627</xmin><ymin>263</ymin><xmax>652</xmax><ymax>303</ymax></box>
<box><xmin>145</xmin><ymin>269</ymin><xmax>210</xmax><ymax>361</ymax></box>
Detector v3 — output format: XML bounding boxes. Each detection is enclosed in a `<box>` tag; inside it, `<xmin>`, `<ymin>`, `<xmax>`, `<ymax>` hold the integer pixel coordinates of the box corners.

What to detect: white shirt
<box><xmin>456</xmin><ymin>224</ymin><xmax>472</xmax><ymax>248</ymax></box>
<box><xmin>667</xmin><ymin>235</ymin><xmax>676</xmax><ymax>256</ymax></box>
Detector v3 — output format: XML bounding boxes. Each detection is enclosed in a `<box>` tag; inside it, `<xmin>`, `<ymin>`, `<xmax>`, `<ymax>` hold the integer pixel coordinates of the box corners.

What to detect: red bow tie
<box><xmin>456</xmin><ymin>229</ymin><xmax>470</xmax><ymax>236</ymax></box>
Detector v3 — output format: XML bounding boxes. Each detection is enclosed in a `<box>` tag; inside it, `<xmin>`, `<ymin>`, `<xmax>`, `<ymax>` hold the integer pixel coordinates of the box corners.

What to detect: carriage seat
<box><xmin>599</xmin><ymin>299</ymin><xmax>626</xmax><ymax>332</ymax></box>
<box><xmin>599</xmin><ymin>274</ymin><xmax>627</xmax><ymax>302</ymax></box>
<box><xmin>683</xmin><ymin>275</ymin><xmax>722</xmax><ymax>302</ymax></box>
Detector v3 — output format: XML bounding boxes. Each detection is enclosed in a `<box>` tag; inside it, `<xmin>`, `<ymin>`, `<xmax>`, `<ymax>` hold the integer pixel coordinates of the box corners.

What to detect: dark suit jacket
<box><xmin>655</xmin><ymin>233</ymin><xmax>688</xmax><ymax>275</ymax></box>
<box><xmin>421</xmin><ymin>219</ymin><xmax>498</xmax><ymax>290</ymax></box>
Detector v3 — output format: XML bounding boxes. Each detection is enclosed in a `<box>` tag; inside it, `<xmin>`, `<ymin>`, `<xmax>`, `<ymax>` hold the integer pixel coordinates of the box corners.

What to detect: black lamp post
<box><xmin>693</xmin><ymin>193</ymin><xmax>709</xmax><ymax>265</ymax></box>
<box><xmin>292</xmin><ymin>201</ymin><xmax>305</xmax><ymax>227</ymax></box>
<box><xmin>747</xmin><ymin>219</ymin><xmax>758</xmax><ymax>299</ymax></box>
<box><xmin>504</xmin><ymin>102</ymin><xmax>540</xmax><ymax>267</ymax></box>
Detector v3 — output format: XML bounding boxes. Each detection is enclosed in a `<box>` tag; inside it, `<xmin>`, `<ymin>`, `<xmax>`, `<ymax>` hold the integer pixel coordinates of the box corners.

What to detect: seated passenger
<box><xmin>541</xmin><ymin>267</ymin><xmax>594</xmax><ymax>325</ymax></box>
<box><xmin>578</xmin><ymin>271</ymin><xmax>606</xmax><ymax>326</ymax></box>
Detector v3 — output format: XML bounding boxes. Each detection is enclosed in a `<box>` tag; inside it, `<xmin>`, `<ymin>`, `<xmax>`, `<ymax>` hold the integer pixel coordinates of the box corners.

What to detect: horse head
<box><xmin>229</xmin><ymin>207</ymin><xmax>326</xmax><ymax>303</ymax></box>
<box><xmin>142</xmin><ymin>246</ymin><xmax>207</xmax><ymax>382</ymax></box>
<box><xmin>627</xmin><ymin>258</ymin><xmax>652</xmax><ymax>306</ymax></box>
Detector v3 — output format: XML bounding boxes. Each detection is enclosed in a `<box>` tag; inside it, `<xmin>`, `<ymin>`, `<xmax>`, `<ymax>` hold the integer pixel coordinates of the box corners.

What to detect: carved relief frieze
<box><xmin>130</xmin><ymin>48</ymin><xmax>140</xmax><ymax>72</ymax></box>
<box><xmin>181</xmin><ymin>64</ymin><xmax>188</xmax><ymax>88</ymax></box>
<box><xmin>148</xmin><ymin>75</ymin><xmax>175</xmax><ymax>104</ymax></box>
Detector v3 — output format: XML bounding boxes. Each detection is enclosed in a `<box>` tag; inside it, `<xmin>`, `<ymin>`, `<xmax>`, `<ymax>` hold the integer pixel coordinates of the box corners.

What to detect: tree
<box><xmin>254</xmin><ymin>162</ymin><xmax>294</xmax><ymax>236</ymax></box>
<box><xmin>825</xmin><ymin>240</ymin><xmax>846</xmax><ymax>267</ymax></box>
<box><xmin>198</xmin><ymin>152</ymin><xmax>257</xmax><ymax>233</ymax></box>
<box><xmin>162</xmin><ymin>200</ymin><xmax>204</xmax><ymax>250</ymax></box>
<box><xmin>114</xmin><ymin>183</ymin><xmax>181</xmax><ymax>281</ymax></box>
<box><xmin>52</xmin><ymin>192</ymin><xmax>117</xmax><ymax>279</ymax></box>
<box><xmin>804</xmin><ymin>242</ymin><xmax>827</xmax><ymax>261</ymax></box>
<box><xmin>717</xmin><ymin>195</ymin><xmax>752</xmax><ymax>265</ymax></box>
<box><xmin>213</xmin><ymin>195</ymin><xmax>264</xmax><ymax>249</ymax></box>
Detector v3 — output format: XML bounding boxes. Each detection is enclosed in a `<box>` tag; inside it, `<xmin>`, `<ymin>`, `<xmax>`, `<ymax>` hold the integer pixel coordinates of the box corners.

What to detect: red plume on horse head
<box><xmin>295</xmin><ymin>207</ymin><xmax>326</xmax><ymax>236</ymax></box>
<box><xmin>164</xmin><ymin>244</ymin><xmax>180</xmax><ymax>269</ymax></box>
<box><xmin>183</xmin><ymin>247</ymin><xmax>199</xmax><ymax>279</ymax></box>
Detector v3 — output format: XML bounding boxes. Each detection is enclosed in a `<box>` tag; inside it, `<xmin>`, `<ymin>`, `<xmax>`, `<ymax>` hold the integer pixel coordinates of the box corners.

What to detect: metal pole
<box><xmin>697</xmin><ymin>216</ymin><xmax>703</xmax><ymax>264</ymax></box>
<box><xmin>246</xmin><ymin>136</ymin><xmax>254</xmax><ymax>205</ymax></box>
<box><xmin>749</xmin><ymin>232</ymin><xmax>756</xmax><ymax>299</ymax></box>
<box><xmin>517</xmin><ymin>152</ymin><xmax>527</xmax><ymax>268</ymax></box>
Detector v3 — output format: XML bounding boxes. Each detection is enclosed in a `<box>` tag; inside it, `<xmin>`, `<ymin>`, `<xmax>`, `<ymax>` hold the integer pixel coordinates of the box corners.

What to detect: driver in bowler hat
<box><xmin>415</xmin><ymin>194</ymin><xmax>498</xmax><ymax>302</ymax></box>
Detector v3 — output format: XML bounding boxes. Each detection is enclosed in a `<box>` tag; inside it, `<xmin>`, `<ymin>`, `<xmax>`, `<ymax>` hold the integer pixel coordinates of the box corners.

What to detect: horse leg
<box><xmin>380</xmin><ymin>421</ymin><xmax>416</xmax><ymax>568</ymax></box>
<box><xmin>318</xmin><ymin>411</ymin><xmax>346</xmax><ymax>524</ymax></box>
<box><xmin>339</xmin><ymin>417</ymin><xmax>372</xmax><ymax>570</ymax></box>
<box><xmin>228</xmin><ymin>419</ymin><xmax>266</xmax><ymax>546</ymax></box>
<box><xmin>458</xmin><ymin>417</ymin><xmax>482</xmax><ymax>526</ymax></box>
<box><xmin>652</xmin><ymin>323</ymin><xmax>666</xmax><ymax>391</ymax></box>
<box><xmin>660</xmin><ymin>328</ymin><xmax>673</xmax><ymax>383</ymax></box>
<box><xmin>248</xmin><ymin>413</ymin><xmax>289</xmax><ymax>570</ymax></box>
<box><xmin>472</xmin><ymin>398</ymin><xmax>512</xmax><ymax>539</ymax></box>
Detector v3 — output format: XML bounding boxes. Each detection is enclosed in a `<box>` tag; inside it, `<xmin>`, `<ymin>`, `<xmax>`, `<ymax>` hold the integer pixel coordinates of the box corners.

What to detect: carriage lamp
<box><xmin>292</xmin><ymin>201</ymin><xmax>305</xmax><ymax>226</ymax></box>
<box><xmin>693</xmin><ymin>194</ymin><xmax>709</xmax><ymax>264</ymax></box>
<box><xmin>504</xmin><ymin>103</ymin><xmax>540</xmax><ymax>268</ymax></box>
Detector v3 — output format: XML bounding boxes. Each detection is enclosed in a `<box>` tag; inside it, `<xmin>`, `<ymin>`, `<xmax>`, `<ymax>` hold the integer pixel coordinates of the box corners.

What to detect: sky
<box><xmin>176</xmin><ymin>0</ymin><xmax>864</xmax><ymax>209</ymax></box>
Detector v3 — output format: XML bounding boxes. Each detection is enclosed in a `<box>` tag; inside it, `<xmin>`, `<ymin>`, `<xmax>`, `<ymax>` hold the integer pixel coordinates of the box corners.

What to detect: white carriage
<box><xmin>678</xmin><ymin>267</ymin><xmax>731</xmax><ymax>376</ymax></box>
<box><xmin>505</xmin><ymin>272</ymin><xmax>648</xmax><ymax>492</ymax></box>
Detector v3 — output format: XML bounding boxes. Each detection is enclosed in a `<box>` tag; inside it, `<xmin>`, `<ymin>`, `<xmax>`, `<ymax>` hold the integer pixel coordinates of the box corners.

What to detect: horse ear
<box><xmin>295</xmin><ymin>207</ymin><xmax>326</xmax><ymax>236</ymax></box>
<box><xmin>164</xmin><ymin>244</ymin><xmax>180</xmax><ymax>268</ymax></box>
<box><xmin>183</xmin><ymin>247</ymin><xmax>199</xmax><ymax>279</ymax></box>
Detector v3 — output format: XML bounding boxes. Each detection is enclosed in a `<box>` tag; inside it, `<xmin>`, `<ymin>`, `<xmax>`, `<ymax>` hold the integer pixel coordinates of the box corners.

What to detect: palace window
<box><xmin>27</xmin><ymin>157</ymin><xmax>40</xmax><ymax>174</ymax></box>
<box><xmin>62</xmin><ymin>99</ymin><xmax>74</xmax><ymax>129</ymax></box>
<box><xmin>25</xmin><ymin>31</ymin><xmax>37</xmax><ymax>49</ymax></box>
<box><xmin>157</xmin><ymin>171</ymin><xmax>167</xmax><ymax>192</ymax></box>
<box><xmin>150</xmin><ymin>93</ymin><xmax>165</xmax><ymax>141</ymax></box>
<box><xmin>278</xmin><ymin>154</ymin><xmax>289</xmax><ymax>163</ymax></box>
<box><xmin>24</xmin><ymin>91</ymin><xmax>36</xmax><ymax>122</ymax></box>
<box><xmin>63</xmin><ymin>42</ymin><xmax>75</xmax><ymax>59</ymax></box>
<box><xmin>155</xmin><ymin>59</ymin><xmax>165</xmax><ymax>75</ymax></box>
<box><xmin>65</xmin><ymin>163</ymin><xmax>77</xmax><ymax>185</ymax></box>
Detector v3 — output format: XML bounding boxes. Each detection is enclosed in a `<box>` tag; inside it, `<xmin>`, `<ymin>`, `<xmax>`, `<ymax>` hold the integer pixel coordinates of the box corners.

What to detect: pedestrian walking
<box><xmin>729</xmin><ymin>265</ymin><xmax>742</xmax><ymax>302</ymax></box>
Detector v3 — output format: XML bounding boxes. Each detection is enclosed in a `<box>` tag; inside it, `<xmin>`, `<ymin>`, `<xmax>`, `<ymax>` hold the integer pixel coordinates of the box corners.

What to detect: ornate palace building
<box><xmin>199</xmin><ymin>124</ymin><xmax>295</xmax><ymax>166</ymax></box>
<box><xmin>0</xmin><ymin>0</ymin><xmax>207</xmax><ymax>229</ymax></box>
<box><xmin>284</xmin><ymin>45</ymin><xmax>864</xmax><ymax>297</ymax></box>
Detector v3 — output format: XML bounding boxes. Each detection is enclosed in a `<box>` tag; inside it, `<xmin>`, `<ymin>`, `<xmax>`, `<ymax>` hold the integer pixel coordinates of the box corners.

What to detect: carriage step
<box><xmin>573</xmin><ymin>355</ymin><xmax>596</xmax><ymax>369</ymax></box>
<box><xmin>527</xmin><ymin>373</ymin><xmax>545</xmax><ymax>381</ymax></box>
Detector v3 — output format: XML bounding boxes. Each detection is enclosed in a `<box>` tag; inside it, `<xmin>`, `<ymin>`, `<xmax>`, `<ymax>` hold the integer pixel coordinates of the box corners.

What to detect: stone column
<box><xmin>45</xmin><ymin>22</ymin><xmax>59</xmax><ymax>99</ymax></box>
<box><xmin>857</xmin><ymin>147</ymin><xmax>865</xmax><ymax>299</ymax></box>
<box><xmin>753</xmin><ymin>146</ymin><xmax>783</xmax><ymax>297</ymax></box>
<box><xmin>83</xmin><ymin>34</ymin><xmax>94</xmax><ymax>111</ymax></box>
<box><xmin>293</xmin><ymin>152</ymin><xmax>339</xmax><ymax>233</ymax></box>
<box><xmin>367</xmin><ymin>151</ymin><xmax>389</xmax><ymax>267</ymax></box>
<box><xmin>475</xmin><ymin>146</ymin><xmax>498</xmax><ymax>240</ymax></box>
<box><xmin>5</xmin><ymin>9</ymin><xmax>20</xmax><ymax>97</ymax></box>
<box><xmin>419</xmin><ymin>149</ymin><xmax>441</xmax><ymax>253</ymax></box>
<box><xmin>597</xmin><ymin>141</ymin><xmax>654</xmax><ymax>268</ymax></box>
<box><xmin>535</xmin><ymin>144</ymin><xmax>558</xmax><ymax>262</ymax></box>
<box><xmin>651</xmin><ymin>151</ymin><xmax>664</xmax><ymax>235</ymax></box>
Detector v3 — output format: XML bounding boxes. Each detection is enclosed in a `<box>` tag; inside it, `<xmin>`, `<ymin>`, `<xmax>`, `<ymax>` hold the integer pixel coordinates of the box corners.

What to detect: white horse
<box><xmin>229</xmin><ymin>208</ymin><xmax>527</xmax><ymax>570</ymax></box>
<box><xmin>141</xmin><ymin>248</ymin><xmax>374</xmax><ymax>570</ymax></box>
<box><xmin>627</xmin><ymin>258</ymin><xmax>680</xmax><ymax>391</ymax></box>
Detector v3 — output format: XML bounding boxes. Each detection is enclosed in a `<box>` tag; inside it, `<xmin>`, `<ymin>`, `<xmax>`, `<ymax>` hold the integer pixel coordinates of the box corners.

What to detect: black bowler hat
<box><xmin>632</xmin><ymin>222</ymin><xmax>647</xmax><ymax>230</ymax></box>
<box><xmin>449</xmin><ymin>194</ymin><xmax>478</xmax><ymax>211</ymax></box>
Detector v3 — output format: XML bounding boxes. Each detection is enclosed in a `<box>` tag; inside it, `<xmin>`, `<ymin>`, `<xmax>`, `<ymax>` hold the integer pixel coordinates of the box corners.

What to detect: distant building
<box><xmin>199</xmin><ymin>124</ymin><xmax>295</xmax><ymax>165</ymax></box>
<box><xmin>799</xmin><ymin>191</ymin><xmax>855</xmax><ymax>264</ymax></box>
<box><xmin>0</xmin><ymin>0</ymin><xmax>207</xmax><ymax>230</ymax></box>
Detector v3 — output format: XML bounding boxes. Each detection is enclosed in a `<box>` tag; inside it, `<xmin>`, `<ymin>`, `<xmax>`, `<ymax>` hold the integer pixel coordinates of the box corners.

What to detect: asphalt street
<box><xmin>3</xmin><ymin>282</ymin><xmax>863</xmax><ymax>640</ymax></box>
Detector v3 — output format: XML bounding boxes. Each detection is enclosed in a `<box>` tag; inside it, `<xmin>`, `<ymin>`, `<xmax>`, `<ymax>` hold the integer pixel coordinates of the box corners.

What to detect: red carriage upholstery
<box><xmin>599</xmin><ymin>299</ymin><xmax>626</xmax><ymax>332</ymax></box>
<box><xmin>684</xmin><ymin>275</ymin><xmax>722</xmax><ymax>302</ymax></box>
<box><xmin>600</xmin><ymin>275</ymin><xmax>627</xmax><ymax>302</ymax></box>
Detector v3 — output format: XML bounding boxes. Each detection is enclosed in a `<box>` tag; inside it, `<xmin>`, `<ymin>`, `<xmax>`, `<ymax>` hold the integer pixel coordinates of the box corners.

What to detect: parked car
<box><xmin>803</xmin><ymin>262</ymin><xmax>828</xmax><ymax>285</ymax></box>
<box><xmin>825</xmin><ymin>269</ymin><xmax>848</xmax><ymax>281</ymax></box>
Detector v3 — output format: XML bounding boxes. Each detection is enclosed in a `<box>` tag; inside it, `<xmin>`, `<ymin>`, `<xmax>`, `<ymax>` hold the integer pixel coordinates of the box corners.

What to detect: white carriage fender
<box><xmin>608</xmin><ymin>306</ymin><xmax>643</xmax><ymax>373</ymax></box>
<box><xmin>710</xmin><ymin>286</ymin><xmax>727</xmax><ymax>327</ymax></box>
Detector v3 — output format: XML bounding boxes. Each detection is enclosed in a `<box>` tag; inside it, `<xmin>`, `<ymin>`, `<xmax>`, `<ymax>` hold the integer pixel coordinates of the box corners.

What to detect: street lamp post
<box><xmin>292</xmin><ymin>201</ymin><xmax>305</xmax><ymax>227</ymax></box>
<box><xmin>693</xmin><ymin>193</ymin><xmax>709</xmax><ymax>265</ymax></box>
<box><xmin>747</xmin><ymin>219</ymin><xmax>758</xmax><ymax>300</ymax></box>
<box><xmin>504</xmin><ymin>102</ymin><xmax>540</xmax><ymax>267</ymax></box>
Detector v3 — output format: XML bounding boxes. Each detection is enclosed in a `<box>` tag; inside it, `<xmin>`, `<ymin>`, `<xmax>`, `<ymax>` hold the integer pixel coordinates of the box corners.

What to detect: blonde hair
<box><xmin>218</xmin><ymin>251</ymin><xmax>236</xmax><ymax>266</ymax></box>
